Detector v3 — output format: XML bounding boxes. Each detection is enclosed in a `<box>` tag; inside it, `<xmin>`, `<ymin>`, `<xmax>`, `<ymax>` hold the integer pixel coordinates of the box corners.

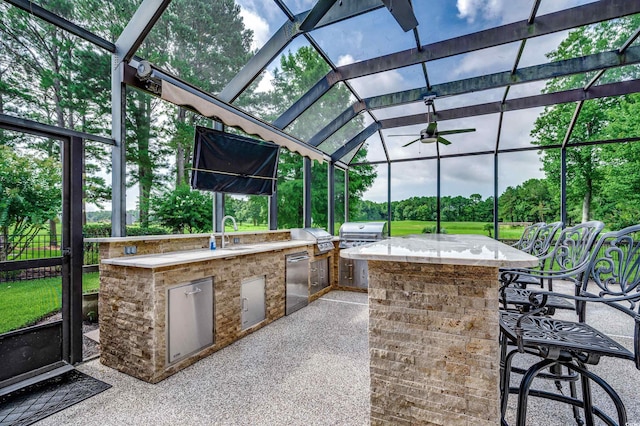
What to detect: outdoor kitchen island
<box><xmin>93</xmin><ymin>230</ymin><xmax>336</xmax><ymax>384</ymax></box>
<box><xmin>340</xmin><ymin>234</ymin><xmax>537</xmax><ymax>425</ymax></box>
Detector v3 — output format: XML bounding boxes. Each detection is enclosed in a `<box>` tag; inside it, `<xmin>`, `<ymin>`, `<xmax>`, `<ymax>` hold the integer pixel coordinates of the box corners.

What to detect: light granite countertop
<box><xmin>101</xmin><ymin>240</ymin><xmax>313</xmax><ymax>268</ymax></box>
<box><xmin>340</xmin><ymin>234</ymin><xmax>538</xmax><ymax>268</ymax></box>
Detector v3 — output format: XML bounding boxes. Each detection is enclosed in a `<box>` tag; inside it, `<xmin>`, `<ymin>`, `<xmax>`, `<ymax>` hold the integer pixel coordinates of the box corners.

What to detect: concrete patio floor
<box><xmin>36</xmin><ymin>288</ymin><xmax>639</xmax><ymax>425</ymax></box>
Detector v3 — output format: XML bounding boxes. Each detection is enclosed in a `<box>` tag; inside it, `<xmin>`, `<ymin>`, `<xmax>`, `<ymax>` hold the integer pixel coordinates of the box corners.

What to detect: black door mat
<box><xmin>0</xmin><ymin>370</ymin><xmax>111</xmax><ymax>426</ymax></box>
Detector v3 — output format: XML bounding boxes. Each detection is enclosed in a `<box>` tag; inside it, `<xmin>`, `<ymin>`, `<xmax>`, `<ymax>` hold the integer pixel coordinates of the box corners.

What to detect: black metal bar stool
<box><xmin>500</xmin><ymin>223</ymin><xmax>640</xmax><ymax>425</ymax></box>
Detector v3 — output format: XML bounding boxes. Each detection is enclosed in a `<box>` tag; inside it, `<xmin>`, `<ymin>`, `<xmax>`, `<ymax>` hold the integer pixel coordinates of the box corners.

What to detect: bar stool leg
<box><xmin>516</xmin><ymin>358</ymin><xmax>556</xmax><ymax>426</ymax></box>
<box><xmin>564</xmin><ymin>361</ymin><xmax>628</xmax><ymax>426</ymax></box>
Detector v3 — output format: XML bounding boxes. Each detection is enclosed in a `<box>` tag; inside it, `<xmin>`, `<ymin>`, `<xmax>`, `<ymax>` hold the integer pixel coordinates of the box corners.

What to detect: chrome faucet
<box><xmin>221</xmin><ymin>215</ymin><xmax>238</xmax><ymax>248</ymax></box>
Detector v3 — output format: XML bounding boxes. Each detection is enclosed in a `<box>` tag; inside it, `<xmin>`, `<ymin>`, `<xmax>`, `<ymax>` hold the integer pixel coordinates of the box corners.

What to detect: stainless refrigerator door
<box><xmin>241</xmin><ymin>276</ymin><xmax>266</xmax><ymax>330</ymax></box>
<box><xmin>286</xmin><ymin>253</ymin><xmax>309</xmax><ymax>315</ymax></box>
<box><xmin>167</xmin><ymin>278</ymin><xmax>214</xmax><ymax>364</ymax></box>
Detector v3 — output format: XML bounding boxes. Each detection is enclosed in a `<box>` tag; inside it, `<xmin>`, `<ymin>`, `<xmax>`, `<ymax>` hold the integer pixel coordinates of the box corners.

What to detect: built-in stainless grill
<box><xmin>338</xmin><ymin>222</ymin><xmax>388</xmax><ymax>289</ymax></box>
<box><xmin>290</xmin><ymin>228</ymin><xmax>335</xmax><ymax>254</ymax></box>
<box><xmin>338</xmin><ymin>222</ymin><xmax>388</xmax><ymax>248</ymax></box>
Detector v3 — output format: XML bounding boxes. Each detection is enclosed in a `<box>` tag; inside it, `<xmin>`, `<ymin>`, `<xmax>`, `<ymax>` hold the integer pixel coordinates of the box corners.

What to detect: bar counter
<box><xmin>340</xmin><ymin>234</ymin><xmax>537</xmax><ymax>425</ymax></box>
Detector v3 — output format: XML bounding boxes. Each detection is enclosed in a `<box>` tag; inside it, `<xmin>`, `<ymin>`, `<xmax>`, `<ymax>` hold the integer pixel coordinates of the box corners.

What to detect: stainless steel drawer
<box><xmin>286</xmin><ymin>252</ymin><xmax>309</xmax><ymax>315</ymax></box>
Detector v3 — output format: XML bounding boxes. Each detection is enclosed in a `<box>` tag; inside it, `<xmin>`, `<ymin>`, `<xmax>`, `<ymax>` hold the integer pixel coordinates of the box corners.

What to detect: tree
<box><xmin>150</xmin><ymin>184</ymin><xmax>213</xmax><ymax>233</ymax></box>
<box><xmin>597</xmin><ymin>93</ymin><xmax>640</xmax><ymax>228</ymax></box>
<box><xmin>164</xmin><ymin>0</ymin><xmax>254</xmax><ymax>186</ymax></box>
<box><xmin>238</xmin><ymin>196</ymin><xmax>267</xmax><ymax>226</ymax></box>
<box><xmin>0</xmin><ymin>1</ymin><xmax>112</xmax><ymax>232</ymax></box>
<box><xmin>531</xmin><ymin>15</ymin><xmax>640</xmax><ymax>223</ymax></box>
<box><xmin>0</xmin><ymin>146</ymin><xmax>61</xmax><ymax>261</ymax></box>
<box><xmin>125</xmin><ymin>88</ymin><xmax>171</xmax><ymax>228</ymax></box>
<box><xmin>265</xmin><ymin>46</ymin><xmax>376</xmax><ymax>228</ymax></box>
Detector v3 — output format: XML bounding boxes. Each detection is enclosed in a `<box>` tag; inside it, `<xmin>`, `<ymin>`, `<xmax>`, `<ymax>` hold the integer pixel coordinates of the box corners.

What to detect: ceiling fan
<box><xmin>390</xmin><ymin>96</ymin><xmax>476</xmax><ymax>147</ymax></box>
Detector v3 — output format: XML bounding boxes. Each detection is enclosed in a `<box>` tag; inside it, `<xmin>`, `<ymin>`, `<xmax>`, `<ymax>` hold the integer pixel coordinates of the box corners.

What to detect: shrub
<box><xmin>83</xmin><ymin>222</ymin><xmax>171</xmax><ymax>237</ymax></box>
<box><xmin>126</xmin><ymin>225</ymin><xmax>171</xmax><ymax>236</ymax></box>
<box><xmin>422</xmin><ymin>225</ymin><xmax>447</xmax><ymax>234</ymax></box>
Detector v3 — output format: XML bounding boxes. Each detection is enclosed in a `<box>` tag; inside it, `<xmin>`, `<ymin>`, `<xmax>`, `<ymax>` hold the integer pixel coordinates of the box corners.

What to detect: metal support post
<box><xmin>269</xmin><ymin>191</ymin><xmax>278</xmax><ymax>230</ymax></box>
<box><xmin>214</xmin><ymin>193</ymin><xmax>224</xmax><ymax>232</ymax></box>
<box><xmin>213</xmin><ymin>121</ymin><xmax>225</xmax><ymax>232</ymax></box>
<box><xmin>328</xmin><ymin>162</ymin><xmax>335</xmax><ymax>234</ymax></box>
<box><xmin>61</xmin><ymin>137</ymin><xmax>71</xmax><ymax>362</ymax></box>
<box><xmin>303</xmin><ymin>157</ymin><xmax>312</xmax><ymax>228</ymax></box>
<box><xmin>70</xmin><ymin>137</ymin><xmax>84</xmax><ymax>363</ymax></box>
<box><xmin>494</xmin><ymin>154</ymin><xmax>499</xmax><ymax>240</ymax></box>
<box><xmin>436</xmin><ymin>158</ymin><xmax>442</xmax><ymax>234</ymax></box>
<box><xmin>561</xmin><ymin>148</ymin><xmax>567</xmax><ymax>225</ymax></box>
<box><xmin>387</xmin><ymin>163</ymin><xmax>392</xmax><ymax>235</ymax></box>
<box><xmin>111</xmin><ymin>61</ymin><xmax>126</xmax><ymax>236</ymax></box>
<box><xmin>345</xmin><ymin>170</ymin><xmax>350</xmax><ymax>222</ymax></box>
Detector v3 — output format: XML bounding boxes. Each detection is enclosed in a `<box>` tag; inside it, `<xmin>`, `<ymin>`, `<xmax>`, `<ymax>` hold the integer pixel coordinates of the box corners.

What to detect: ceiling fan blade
<box><xmin>380</xmin><ymin>0</ymin><xmax>418</xmax><ymax>32</ymax></box>
<box><xmin>426</xmin><ymin>122</ymin><xmax>437</xmax><ymax>135</ymax></box>
<box><xmin>388</xmin><ymin>134</ymin><xmax>417</xmax><ymax>137</ymax></box>
<box><xmin>402</xmin><ymin>138</ymin><xmax>420</xmax><ymax>147</ymax></box>
<box><xmin>437</xmin><ymin>136</ymin><xmax>452</xmax><ymax>145</ymax></box>
<box><xmin>438</xmin><ymin>128</ymin><xmax>476</xmax><ymax>135</ymax></box>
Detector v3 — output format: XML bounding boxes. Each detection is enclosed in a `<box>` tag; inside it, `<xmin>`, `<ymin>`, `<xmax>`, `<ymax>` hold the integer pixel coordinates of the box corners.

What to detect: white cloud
<box><xmin>453</xmin><ymin>43</ymin><xmax>518</xmax><ymax>78</ymax></box>
<box><xmin>255</xmin><ymin>69</ymin><xmax>274</xmax><ymax>93</ymax></box>
<box><xmin>239</xmin><ymin>6</ymin><xmax>270</xmax><ymax>51</ymax></box>
<box><xmin>337</xmin><ymin>54</ymin><xmax>355</xmax><ymax>67</ymax></box>
<box><xmin>236</xmin><ymin>0</ymin><xmax>282</xmax><ymax>23</ymax></box>
<box><xmin>457</xmin><ymin>0</ymin><xmax>503</xmax><ymax>23</ymax></box>
<box><xmin>348</xmin><ymin>70</ymin><xmax>406</xmax><ymax>99</ymax></box>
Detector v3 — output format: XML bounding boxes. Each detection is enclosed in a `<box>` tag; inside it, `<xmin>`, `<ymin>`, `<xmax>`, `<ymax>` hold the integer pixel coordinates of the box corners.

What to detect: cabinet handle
<box><xmin>242</xmin><ymin>297</ymin><xmax>248</xmax><ymax>312</ymax></box>
<box><xmin>348</xmin><ymin>263</ymin><xmax>353</xmax><ymax>280</ymax></box>
<box><xmin>184</xmin><ymin>287</ymin><xmax>202</xmax><ymax>296</ymax></box>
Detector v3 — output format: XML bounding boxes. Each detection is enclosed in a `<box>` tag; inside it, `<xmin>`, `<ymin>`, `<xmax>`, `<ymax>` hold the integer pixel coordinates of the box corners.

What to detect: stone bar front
<box><xmin>340</xmin><ymin>234</ymin><xmax>537</xmax><ymax>425</ymax></box>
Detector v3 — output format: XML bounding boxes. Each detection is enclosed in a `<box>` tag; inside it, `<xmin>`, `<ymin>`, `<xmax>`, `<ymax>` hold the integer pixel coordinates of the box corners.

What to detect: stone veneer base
<box><xmin>367</xmin><ymin>260</ymin><xmax>499</xmax><ymax>425</ymax></box>
<box><xmin>99</xmin><ymin>246</ymin><xmax>322</xmax><ymax>384</ymax></box>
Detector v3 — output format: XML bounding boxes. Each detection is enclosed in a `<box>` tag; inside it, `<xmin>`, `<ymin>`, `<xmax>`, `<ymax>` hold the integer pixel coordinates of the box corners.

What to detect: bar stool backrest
<box><xmin>514</xmin><ymin>222</ymin><xmax>545</xmax><ymax>253</ymax></box>
<box><xmin>530</xmin><ymin>221</ymin><xmax>563</xmax><ymax>258</ymax></box>
<box><xmin>547</xmin><ymin>221</ymin><xmax>605</xmax><ymax>280</ymax></box>
<box><xmin>580</xmin><ymin>223</ymin><xmax>640</xmax><ymax>368</ymax></box>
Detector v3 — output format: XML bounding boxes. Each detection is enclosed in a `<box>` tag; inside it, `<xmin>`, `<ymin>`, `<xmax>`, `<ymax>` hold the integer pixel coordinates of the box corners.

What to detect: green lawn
<box><xmin>0</xmin><ymin>272</ymin><xmax>100</xmax><ymax>334</ymax></box>
<box><xmin>387</xmin><ymin>221</ymin><xmax>524</xmax><ymax>239</ymax></box>
<box><xmin>231</xmin><ymin>220</ymin><xmax>525</xmax><ymax>239</ymax></box>
<box><xmin>232</xmin><ymin>223</ymin><xmax>269</xmax><ymax>232</ymax></box>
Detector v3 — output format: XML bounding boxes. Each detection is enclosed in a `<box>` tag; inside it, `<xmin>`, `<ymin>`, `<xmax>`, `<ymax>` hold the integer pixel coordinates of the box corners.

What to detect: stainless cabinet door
<box><xmin>168</xmin><ymin>278</ymin><xmax>214</xmax><ymax>364</ymax></box>
<box><xmin>310</xmin><ymin>258</ymin><xmax>329</xmax><ymax>295</ymax></box>
<box><xmin>241</xmin><ymin>276</ymin><xmax>266</xmax><ymax>330</ymax></box>
<box><xmin>339</xmin><ymin>257</ymin><xmax>353</xmax><ymax>287</ymax></box>
<box><xmin>339</xmin><ymin>258</ymin><xmax>368</xmax><ymax>289</ymax></box>
<box><xmin>352</xmin><ymin>260</ymin><xmax>369</xmax><ymax>289</ymax></box>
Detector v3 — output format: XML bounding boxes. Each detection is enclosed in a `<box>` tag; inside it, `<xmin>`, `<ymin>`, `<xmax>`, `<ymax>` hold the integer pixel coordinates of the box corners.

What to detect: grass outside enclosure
<box><xmin>387</xmin><ymin>221</ymin><xmax>524</xmax><ymax>239</ymax></box>
<box><xmin>0</xmin><ymin>272</ymin><xmax>99</xmax><ymax>334</ymax></box>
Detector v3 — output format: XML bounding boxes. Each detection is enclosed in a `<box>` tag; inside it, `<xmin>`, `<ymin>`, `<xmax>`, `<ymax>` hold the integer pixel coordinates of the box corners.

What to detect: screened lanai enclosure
<box><xmin>2</xmin><ymin>0</ymin><xmax>640</xmax><ymax>423</ymax></box>
<box><xmin>2</xmin><ymin>0</ymin><xmax>640</xmax><ymax>238</ymax></box>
